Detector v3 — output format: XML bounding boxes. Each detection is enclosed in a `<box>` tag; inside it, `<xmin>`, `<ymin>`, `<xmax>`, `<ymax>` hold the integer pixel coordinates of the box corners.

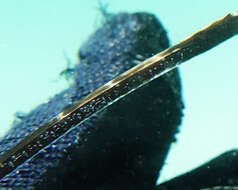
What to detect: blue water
<box><xmin>0</xmin><ymin>0</ymin><xmax>238</xmax><ymax>184</ymax></box>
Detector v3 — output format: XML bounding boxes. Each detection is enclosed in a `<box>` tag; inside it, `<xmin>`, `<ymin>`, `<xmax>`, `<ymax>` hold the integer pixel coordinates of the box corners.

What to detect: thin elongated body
<box><xmin>0</xmin><ymin>12</ymin><xmax>238</xmax><ymax>182</ymax></box>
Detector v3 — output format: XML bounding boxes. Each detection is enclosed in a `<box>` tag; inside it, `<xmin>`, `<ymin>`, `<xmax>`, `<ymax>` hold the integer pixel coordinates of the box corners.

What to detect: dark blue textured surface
<box><xmin>0</xmin><ymin>12</ymin><xmax>183</xmax><ymax>189</ymax></box>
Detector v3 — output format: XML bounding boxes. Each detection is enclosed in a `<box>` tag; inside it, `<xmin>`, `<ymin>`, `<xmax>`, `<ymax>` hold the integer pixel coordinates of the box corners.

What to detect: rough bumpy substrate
<box><xmin>156</xmin><ymin>149</ymin><xmax>238</xmax><ymax>190</ymax></box>
<box><xmin>39</xmin><ymin>12</ymin><xmax>184</xmax><ymax>190</ymax></box>
<box><xmin>0</xmin><ymin>12</ymin><xmax>184</xmax><ymax>189</ymax></box>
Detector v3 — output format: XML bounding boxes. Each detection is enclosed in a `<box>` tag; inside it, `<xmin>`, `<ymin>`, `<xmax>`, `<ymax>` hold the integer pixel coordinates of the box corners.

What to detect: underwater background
<box><xmin>0</xmin><ymin>0</ymin><xmax>238</xmax><ymax>184</ymax></box>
